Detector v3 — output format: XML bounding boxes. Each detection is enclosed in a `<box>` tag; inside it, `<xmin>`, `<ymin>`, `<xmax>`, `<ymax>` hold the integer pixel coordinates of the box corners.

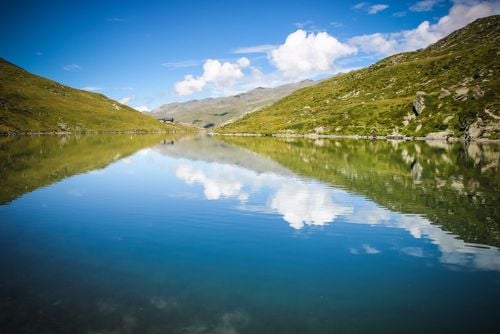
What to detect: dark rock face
<box><xmin>412</xmin><ymin>92</ymin><xmax>426</xmax><ymax>116</ymax></box>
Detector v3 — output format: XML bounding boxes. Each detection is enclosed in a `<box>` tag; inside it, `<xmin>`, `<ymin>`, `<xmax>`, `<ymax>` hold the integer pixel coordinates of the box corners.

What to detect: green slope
<box><xmin>220</xmin><ymin>16</ymin><xmax>500</xmax><ymax>139</ymax></box>
<box><xmin>0</xmin><ymin>58</ymin><xmax>187</xmax><ymax>134</ymax></box>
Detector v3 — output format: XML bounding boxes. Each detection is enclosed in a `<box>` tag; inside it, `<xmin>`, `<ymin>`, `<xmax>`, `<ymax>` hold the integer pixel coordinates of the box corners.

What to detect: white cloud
<box><xmin>63</xmin><ymin>64</ymin><xmax>82</xmax><ymax>72</ymax></box>
<box><xmin>349</xmin><ymin>33</ymin><xmax>399</xmax><ymax>55</ymax></box>
<box><xmin>269</xmin><ymin>181</ymin><xmax>352</xmax><ymax>229</ymax></box>
<box><xmin>268</xmin><ymin>29</ymin><xmax>356</xmax><ymax>79</ymax></box>
<box><xmin>349</xmin><ymin>1</ymin><xmax>500</xmax><ymax>55</ymax></box>
<box><xmin>174</xmin><ymin>74</ymin><xmax>206</xmax><ymax>96</ymax></box>
<box><xmin>161</xmin><ymin>60</ymin><xmax>199</xmax><ymax>69</ymax></box>
<box><xmin>233</xmin><ymin>44</ymin><xmax>277</xmax><ymax>54</ymax></box>
<box><xmin>353</xmin><ymin>2</ymin><xmax>389</xmax><ymax>14</ymax></box>
<box><xmin>353</xmin><ymin>2</ymin><xmax>369</xmax><ymax>10</ymax></box>
<box><xmin>410</xmin><ymin>0</ymin><xmax>443</xmax><ymax>12</ymax></box>
<box><xmin>368</xmin><ymin>4</ymin><xmax>389</xmax><ymax>14</ymax></box>
<box><xmin>81</xmin><ymin>86</ymin><xmax>103</xmax><ymax>92</ymax></box>
<box><xmin>134</xmin><ymin>106</ymin><xmax>150</xmax><ymax>112</ymax></box>
<box><xmin>174</xmin><ymin>57</ymin><xmax>250</xmax><ymax>96</ymax></box>
<box><xmin>119</xmin><ymin>95</ymin><xmax>135</xmax><ymax>104</ymax></box>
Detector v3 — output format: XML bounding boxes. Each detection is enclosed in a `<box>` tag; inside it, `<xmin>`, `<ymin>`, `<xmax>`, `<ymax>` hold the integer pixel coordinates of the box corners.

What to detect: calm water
<box><xmin>0</xmin><ymin>134</ymin><xmax>499</xmax><ymax>334</ymax></box>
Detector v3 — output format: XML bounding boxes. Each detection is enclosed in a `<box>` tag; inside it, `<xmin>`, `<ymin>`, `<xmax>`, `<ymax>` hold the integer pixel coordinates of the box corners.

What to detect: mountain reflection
<box><xmin>156</xmin><ymin>135</ymin><xmax>500</xmax><ymax>271</ymax></box>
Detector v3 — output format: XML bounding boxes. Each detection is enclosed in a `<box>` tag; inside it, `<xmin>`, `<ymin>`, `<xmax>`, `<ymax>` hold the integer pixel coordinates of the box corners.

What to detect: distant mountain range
<box><xmin>0</xmin><ymin>58</ymin><xmax>186</xmax><ymax>134</ymax></box>
<box><xmin>149</xmin><ymin>80</ymin><xmax>314</xmax><ymax>129</ymax></box>
<box><xmin>220</xmin><ymin>16</ymin><xmax>500</xmax><ymax>140</ymax></box>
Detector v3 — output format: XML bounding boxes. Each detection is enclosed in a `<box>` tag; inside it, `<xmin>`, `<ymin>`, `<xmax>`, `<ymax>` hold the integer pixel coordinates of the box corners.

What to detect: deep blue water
<box><xmin>0</xmin><ymin>135</ymin><xmax>499</xmax><ymax>334</ymax></box>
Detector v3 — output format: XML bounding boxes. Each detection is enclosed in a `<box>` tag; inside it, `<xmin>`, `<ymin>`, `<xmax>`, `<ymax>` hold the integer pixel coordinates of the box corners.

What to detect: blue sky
<box><xmin>1</xmin><ymin>0</ymin><xmax>499</xmax><ymax>110</ymax></box>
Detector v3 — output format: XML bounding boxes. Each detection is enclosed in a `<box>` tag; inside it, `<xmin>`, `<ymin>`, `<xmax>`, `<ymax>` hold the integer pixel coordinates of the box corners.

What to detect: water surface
<box><xmin>1</xmin><ymin>134</ymin><xmax>499</xmax><ymax>334</ymax></box>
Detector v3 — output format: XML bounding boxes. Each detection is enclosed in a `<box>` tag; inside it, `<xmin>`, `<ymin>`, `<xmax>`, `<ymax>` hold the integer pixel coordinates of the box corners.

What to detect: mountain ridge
<box><xmin>150</xmin><ymin>80</ymin><xmax>314</xmax><ymax>128</ymax></box>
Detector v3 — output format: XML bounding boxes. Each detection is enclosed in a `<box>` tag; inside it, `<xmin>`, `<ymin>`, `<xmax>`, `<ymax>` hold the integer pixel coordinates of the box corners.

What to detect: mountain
<box><xmin>0</xmin><ymin>58</ymin><xmax>186</xmax><ymax>134</ymax></box>
<box><xmin>219</xmin><ymin>16</ymin><xmax>500</xmax><ymax>140</ymax></box>
<box><xmin>150</xmin><ymin>80</ymin><xmax>314</xmax><ymax>128</ymax></box>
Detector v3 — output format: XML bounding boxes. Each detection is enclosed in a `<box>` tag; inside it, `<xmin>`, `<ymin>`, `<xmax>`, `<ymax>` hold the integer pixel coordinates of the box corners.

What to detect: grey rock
<box><xmin>472</xmin><ymin>85</ymin><xmax>484</xmax><ymax>99</ymax></box>
<box><xmin>412</xmin><ymin>92</ymin><xmax>426</xmax><ymax>116</ymax></box>
<box><xmin>438</xmin><ymin>88</ymin><xmax>451</xmax><ymax>99</ymax></box>
<box><xmin>453</xmin><ymin>86</ymin><xmax>469</xmax><ymax>101</ymax></box>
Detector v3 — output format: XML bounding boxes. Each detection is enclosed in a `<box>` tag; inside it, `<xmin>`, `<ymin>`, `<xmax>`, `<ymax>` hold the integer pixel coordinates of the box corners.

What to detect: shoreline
<box><xmin>0</xmin><ymin>128</ymin><xmax>193</xmax><ymax>136</ymax></box>
<box><xmin>211</xmin><ymin>132</ymin><xmax>500</xmax><ymax>144</ymax></box>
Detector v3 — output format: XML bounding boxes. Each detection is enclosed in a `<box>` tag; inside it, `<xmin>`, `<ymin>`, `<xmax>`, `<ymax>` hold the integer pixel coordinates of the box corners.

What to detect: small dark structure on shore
<box><xmin>159</xmin><ymin>117</ymin><xmax>174</xmax><ymax>123</ymax></box>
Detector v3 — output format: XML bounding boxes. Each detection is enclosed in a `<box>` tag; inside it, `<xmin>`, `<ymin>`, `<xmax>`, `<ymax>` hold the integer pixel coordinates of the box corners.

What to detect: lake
<box><xmin>0</xmin><ymin>134</ymin><xmax>499</xmax><ymax>334</ymax></box>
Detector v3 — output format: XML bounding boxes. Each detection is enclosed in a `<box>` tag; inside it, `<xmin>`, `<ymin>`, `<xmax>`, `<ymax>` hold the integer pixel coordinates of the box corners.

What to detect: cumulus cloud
<box><xmin>174</xmin><ymin>75</ymin><xmax>206</xmax><ymax>96</ymax></box>
<box><xmin>410</xmin><ymin>0</ymin><xmax>444</xmax><ymax>12</ymax></box>
<box><xmin>268</xmin><ymin>29</ymin><xmax>356</xmax><ymax>79</ymax></box>
<box><xmin>63</xmin><ymin>64</ymin><xmax>82</xmax><ymax>72</ymax></box>
<box><xmin>119</xmin><ymin>95</ymin><xmax>135</xmax><ymax>104</ymax></box>
<box><xmin>134</xmin><ymin>106</ymin><xmax>150</xmax><ymax>112</ymax></box>
<box><xmin>174</xmin><ymin>57</ymin><xmax>250</xmax><ymax>96</ymax></box>
<box><xmin>349</xmin><ymin>1</ymin><xmax>500</xmax><ymax>55</ymax></box>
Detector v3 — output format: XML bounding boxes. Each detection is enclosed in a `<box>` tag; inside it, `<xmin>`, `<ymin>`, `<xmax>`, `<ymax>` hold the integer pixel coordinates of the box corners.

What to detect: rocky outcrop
<box><xmin>412</xmin><ymin>92</ymin><xmax>426</xmax><ymax>116</ymax></box>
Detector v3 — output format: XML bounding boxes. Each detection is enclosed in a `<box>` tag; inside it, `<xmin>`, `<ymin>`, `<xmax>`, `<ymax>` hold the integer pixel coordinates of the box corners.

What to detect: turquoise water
<box><xmin>0</xmin><ymin>135</ymin><xmax>499</xmax><ymax>333</ymax></box>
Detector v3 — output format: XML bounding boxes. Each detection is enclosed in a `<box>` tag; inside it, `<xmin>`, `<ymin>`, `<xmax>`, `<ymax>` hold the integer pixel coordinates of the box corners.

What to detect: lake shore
<box><xmin>0</xmin><ymin>128</ymin><xmax>193</xmax><ymax>136</ymax></box>
<box><xmin>212</xmin><ymin>132</ymin><xmax>500</xmax><ymax>143</ymax></box>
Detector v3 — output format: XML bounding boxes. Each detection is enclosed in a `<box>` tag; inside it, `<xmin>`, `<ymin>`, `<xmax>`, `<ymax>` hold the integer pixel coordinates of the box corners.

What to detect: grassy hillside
<box><xmin>150</xmin><ymin>80</ymin><xmax>313</xmax><ymax>129</ymax></box>
<box><xmin>0</xmin><ymin>58</ymin><xmax>187</xmax><ymax>134</ymax></box>
<box><xmin>220</xmin><ymin>16</ymin><xmax>500</xmax><ymax>139</ymax></box>
<box><xmin>0</xmin><ymin>134</ymin><xmax>184</xmax><ymax>204</ymax></box>
<box><xmin>222</xmin><ymin>136</ymin><xmax>500</xmax><ymax>247</ymax></box>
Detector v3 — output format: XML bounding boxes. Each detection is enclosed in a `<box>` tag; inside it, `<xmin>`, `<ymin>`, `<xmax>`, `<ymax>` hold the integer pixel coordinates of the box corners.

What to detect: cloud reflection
<box><xmin>171</xmin><ymin>154</ymin><xmax>499</xmax><ymax>271</ymax></box>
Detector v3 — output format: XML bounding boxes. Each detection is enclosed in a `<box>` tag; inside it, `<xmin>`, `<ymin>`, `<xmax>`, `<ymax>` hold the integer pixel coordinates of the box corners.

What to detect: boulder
<box><xmin>439</xmin><ymin>88</ymin><xmax>451</xmax><ymax>99</ymax></box>
<box><xmin>453</xmin><ymin>87</ymin><xmax>469</xmax><ymax>102</ymax></box>
<box><xmin>412</xmin><ymin>92</ymin><xmax>426</xmax><ymax>116</ymax></box>
<box><xmin>472</xmin><ymin>85</ymin><xmax>484</xmax><ymax>99</ymax></box>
